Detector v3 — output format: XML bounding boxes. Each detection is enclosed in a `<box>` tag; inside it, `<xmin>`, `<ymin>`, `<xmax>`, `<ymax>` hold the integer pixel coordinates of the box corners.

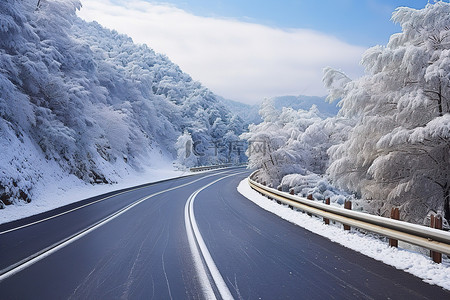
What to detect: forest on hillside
<box><xmin>0</xmin><ymin>0</ymin><xmax>246</xmax><ymax>206</ymax></box>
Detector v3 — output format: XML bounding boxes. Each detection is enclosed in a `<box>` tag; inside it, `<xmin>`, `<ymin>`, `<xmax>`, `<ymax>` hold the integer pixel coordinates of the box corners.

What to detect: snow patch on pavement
<box><xmin>237</xmin><ymin>178</ymin><xmax>450</xmax><ymax>291</ymax></box>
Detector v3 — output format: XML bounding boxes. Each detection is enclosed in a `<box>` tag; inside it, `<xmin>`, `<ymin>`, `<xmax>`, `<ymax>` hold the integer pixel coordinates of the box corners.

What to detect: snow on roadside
<box><xmin>0</xmin><ymin>164</ymin><xmax>188</xmax><ymax>225</ymax></box>
<box><xmin>237</xmin><ymin>178</ymin><xmax>450</xmax><ymax>291</ymax></box>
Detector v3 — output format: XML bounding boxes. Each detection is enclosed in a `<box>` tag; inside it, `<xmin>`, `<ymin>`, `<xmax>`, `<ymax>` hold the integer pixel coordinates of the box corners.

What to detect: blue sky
<box><xmin>80</xmin><ymin>0</ymin><xmax>432</xmax><ymax>104</ymax></box>
<box><xmin>149</xmin><ymin>0</ymin><xmax>430</xmax><ymax>46</ymax></box>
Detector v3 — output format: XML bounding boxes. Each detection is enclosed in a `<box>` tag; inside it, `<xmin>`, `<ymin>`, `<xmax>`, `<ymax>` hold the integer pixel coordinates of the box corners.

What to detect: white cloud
<box><xmin>78</xmin><ymin>0</ymin><xmax>366</xmax><ymax>104</ymax></box>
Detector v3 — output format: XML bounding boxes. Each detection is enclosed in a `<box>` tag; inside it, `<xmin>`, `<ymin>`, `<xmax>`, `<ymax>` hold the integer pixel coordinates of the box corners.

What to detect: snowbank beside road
<box><xmin>237</xmin><ymin>178</ymin><xmax>450</xmax><ymax>291</ymax></box>
<box><xmin>0</xmin><ymin>164</ymin><xmax>186</xmax><ymax>225</ymax></box>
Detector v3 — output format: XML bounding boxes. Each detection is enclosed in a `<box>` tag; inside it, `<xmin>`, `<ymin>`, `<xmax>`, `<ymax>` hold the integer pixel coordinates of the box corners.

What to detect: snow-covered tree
<box><xmin>289</xmin><ymin>115</ymin><xmax>355</xmax><ymax>175</ymax></box>
<box><xmin>324</xmin><ymin>2</ymin><xmax>450</xmax><ymax>223</ymax></box>
<box><xmin>175</xmin><ymin>131</ymin><xmax>197</xmax><ymax>169</ymax></box>
<box><xmin>241</xmin><ymin>99</ymin><xmax>330</xmax><ymax>186</ymax></box>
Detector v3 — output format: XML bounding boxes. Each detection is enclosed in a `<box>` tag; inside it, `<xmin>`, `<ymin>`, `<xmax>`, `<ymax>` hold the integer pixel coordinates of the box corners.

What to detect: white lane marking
<box><xmin>0</xmin><ymin>170</ymin><xmax>242</xmax><ymax>281</ymax></box>
<box><xmin>185</xmin><ymin>172</ymin><xmax>247</xmax><ymax>300</ymax></box>
<box><xmin>0</xmin><ymin>169</ymin><xmax>237</xmax><ymax>235</ymax></box>
<box><xmin>185</xmin><ymin>191</ymin><xmax>216</xmax><ymax>300</ymax></box>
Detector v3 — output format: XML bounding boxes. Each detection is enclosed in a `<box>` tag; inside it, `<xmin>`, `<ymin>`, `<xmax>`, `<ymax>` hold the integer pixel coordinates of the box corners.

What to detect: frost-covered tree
<box><xmin>175</xmin><ymin>131</ymin><xmax>197</xmax><ymax>169</ymax></box>
<box><xmin>324</xmin><ymin>2</ymin><xmax>450</xmax><ymax>223</ymax></box>
<box><xmin>241</xmin><ymin>99</ymin><xmax>330</xmax><ymax>186</ymax></box>
<box><xmin>288</xmin><ymin>115</ymin><xmax>354</xmax><ymax>175</ymax></box>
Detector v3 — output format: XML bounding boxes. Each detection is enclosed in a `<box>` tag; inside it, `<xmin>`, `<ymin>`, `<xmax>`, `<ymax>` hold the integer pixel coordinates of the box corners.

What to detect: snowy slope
<box><xmin>0</xmin><ymin>0</ymin><xmax>245</xmax><ymax>208</ymax></box>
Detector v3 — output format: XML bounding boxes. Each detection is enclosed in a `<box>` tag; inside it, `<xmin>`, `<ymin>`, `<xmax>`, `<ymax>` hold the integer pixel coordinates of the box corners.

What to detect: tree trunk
<box><xmin>437</xmin><ymin>84</ymin><xmax>443</xmax><ymax>117</ymax></box>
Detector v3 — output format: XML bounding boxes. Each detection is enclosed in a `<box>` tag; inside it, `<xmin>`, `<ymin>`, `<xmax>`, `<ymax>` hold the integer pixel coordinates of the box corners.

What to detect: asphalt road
<box><xmin>0</xmin><ymin>167</ymin><xmax>449</xmax><ymax>299</ymax></box>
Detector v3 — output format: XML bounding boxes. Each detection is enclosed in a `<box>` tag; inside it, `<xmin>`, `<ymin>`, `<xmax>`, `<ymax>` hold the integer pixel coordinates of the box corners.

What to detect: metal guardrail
<box><xmin>189</xmin><ymin>164</ymin><xmax>232</xmax><ymax>172</ymax></box>
<box><xmin>248</xmin><ymin>172</ymin><xmax>450</xmax><ymax>257</ymax></box>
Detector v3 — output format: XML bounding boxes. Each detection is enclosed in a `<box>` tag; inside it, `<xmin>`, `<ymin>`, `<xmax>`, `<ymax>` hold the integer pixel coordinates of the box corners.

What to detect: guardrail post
<box><xmin>389</xmin><ymin>207</ymin><xmax>399</xmax><ymax>247</ymax></box>
<box><xmin>343</xmin><ymin>200</ymin><xmax>352</xmax><ymax>230</ymax></box>
<box><xmin>430</xmin><ymin>215</ymin><xmax>442</xmax><ymax>263</ymax></box>
<box><xmin>324</xmin><ymin>198</ymin><xmax>330</xmax><ymax>225</ymax></box>
<box><xmin>306</xmin><ymin>194</ymin><xmax>313</xmax><ymax>216</ymax></box>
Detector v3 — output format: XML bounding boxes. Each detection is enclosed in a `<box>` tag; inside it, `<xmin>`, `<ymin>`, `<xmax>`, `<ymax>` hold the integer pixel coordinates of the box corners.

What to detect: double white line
<box><xmin>184</xmin><ymin>172</ymin><xmax>246</xmax><ymax>300</ymax></box>
<box><xmin>0</xmin><ymin>170</ymin><xmax>236</xmax><ymax>281</ymax></box>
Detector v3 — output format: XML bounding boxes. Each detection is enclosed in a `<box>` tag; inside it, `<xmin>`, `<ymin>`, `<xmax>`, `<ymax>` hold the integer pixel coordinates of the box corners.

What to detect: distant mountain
<box><xmin>271</xmin><ymin>95</ymin><xmax>339</xmax><ymax>117</ymax></box>
<box><xmin>219</xmin><ymin>98</ymin><xmax>261</xmax><ymax>124</ymax></box>
<box><xmin>220</xmin><ymin>95</ymin><xmax>339</xmax><ymax>126</ymax></box>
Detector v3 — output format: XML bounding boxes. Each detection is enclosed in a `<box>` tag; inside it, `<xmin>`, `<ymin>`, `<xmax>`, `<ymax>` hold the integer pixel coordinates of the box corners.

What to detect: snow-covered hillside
<box><xmin>0</xmin><ymin>0</ymin><xmax>245</xmax><ymax>207</ymax></box>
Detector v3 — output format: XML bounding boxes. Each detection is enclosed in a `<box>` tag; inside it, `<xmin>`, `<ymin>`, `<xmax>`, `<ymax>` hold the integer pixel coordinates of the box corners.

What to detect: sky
<box><xmin>77</xmin><ymin>0</ymin><xmax>431</xmax><ymax>104</ymax></box>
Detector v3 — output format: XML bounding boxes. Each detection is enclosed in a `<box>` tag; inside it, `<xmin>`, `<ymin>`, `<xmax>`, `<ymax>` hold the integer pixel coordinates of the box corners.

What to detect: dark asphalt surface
<box><xmin>1</xmin><ymin>167</ymin><xmax>449</xmax><ymax>299</ymax></box>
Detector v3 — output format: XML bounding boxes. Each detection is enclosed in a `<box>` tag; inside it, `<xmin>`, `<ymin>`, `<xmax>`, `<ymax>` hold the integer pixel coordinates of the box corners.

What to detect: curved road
<box><xmin>0</xmin><ymin>167</ymin><xmax>449</xmax><ymax>299</ymax></box>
